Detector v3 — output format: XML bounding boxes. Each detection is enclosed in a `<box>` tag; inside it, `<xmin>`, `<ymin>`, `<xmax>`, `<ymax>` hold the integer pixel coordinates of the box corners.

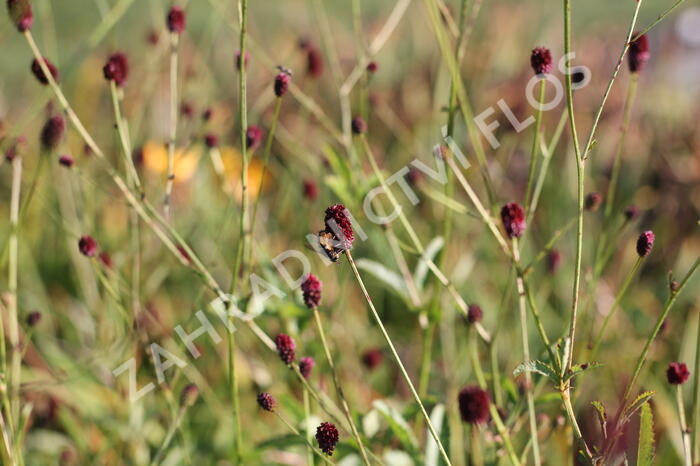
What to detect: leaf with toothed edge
<box><xmin>513</xmin><ymin>360</ymin><xmax>558</xmax><ymax>383</ymax></box>
<box><xmin>637</xmin><ymin>401</ymin><xmax>655</xmax><ymax>466</ymax></box>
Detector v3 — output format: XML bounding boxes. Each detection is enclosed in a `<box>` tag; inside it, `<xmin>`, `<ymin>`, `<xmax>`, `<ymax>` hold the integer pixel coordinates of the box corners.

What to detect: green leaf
<box><xmin>425</xmin><ymin>404</ymin><xmax>445</xmax><ymax>466</ymax></box>
<box><xmin>355</xmin><ymin>258</ymin><xmax>409</xmax><ymax>300</ymax></box>
<box><xmin>565</xmin><ymin>362</ymin><xmax>603</xmax><ymax>382</ymax></box>
<box><xmin>373</xmin><ymin>400</ymin><xmax>419</xmax><ymax>455</ymax></box>
<box><xmin>591</xmin><ymin>401</ymin><xmax>607</xmax><ymax>439</ymax></box>
<box><xmin>636</xmin><ymin>402</ymin><xmax>654</xmax><ymax>466</ymax></box>
<box><xmin>413</xmin><ymin>237</ymin><xmax>444</xmax><ymax>291</ymax></box>
<box><xmin>513</xmin><ymin>360</ymin><xmax>558</xmax><ymax>383</ymax></box>
<box><xmin>621</xmin><ymin>391</ymin><xmax>655</xmax><ymax>424</ymax></box>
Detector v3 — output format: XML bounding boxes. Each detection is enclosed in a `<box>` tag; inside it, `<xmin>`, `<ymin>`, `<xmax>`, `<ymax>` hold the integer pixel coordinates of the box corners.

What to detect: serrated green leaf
<box><xmin>621</xmin><ymin>391</ymin><xmax>655</xmax><ymax>425</ymax></box>
<box><xmin>513</xmin><ymin>360</ymin><xmax>558</xmax><ymax>383</ymax></box>
<box><xmin>637</xmin><ymin>402</ymin><xmax>654</xmax><ymax>466</ymax></box>
<box><xmin>355</xmin><ymin>258</ymin><xmax>409</xmax><ymax>300</ymax></box>
<box><xmin>565</xmin><ymin>362</ymin><xmax>603</xmax><ymax>382</ymax></box>
<box><xmin>591</xmin><ymin>401</ymin><xmax>607</xmax><ymax>439</ymax></box>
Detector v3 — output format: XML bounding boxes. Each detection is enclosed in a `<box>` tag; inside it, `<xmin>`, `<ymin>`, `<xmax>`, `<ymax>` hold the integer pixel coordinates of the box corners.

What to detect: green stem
<box><xmin>230</xmin><ymin>0</ymin><xmax>250</xmax><ymax>296</ymax></box>
<box><xmin>303</xmin><ymin>389</ymin><xmax>315</xmax><ymax>466</ymax></box>
<box><xmin>346</xmin><ymin>251</ymin><xmax>452</xmax><ymax>466</ymax></box>
<box><xmin>312</xmin><ymin>309</ymin><xmax>371</xmax><ymax>465</ymax></box>
<box><xmin>228</xmin><ymin>328</ymin><xmax>242</xmax><ymax>463</ymax></box>
<box><xmin>150</xmin><ymin>407</ymin><xmax>186</xmax><ymax>466</ymax></box>
<box><xmin>529</xmin><ymin>110</ymin><xmax>568</xmax><ymax>219</ymax></box>
<box><xmin>693</xmin><ymin>314</ymin><xmax>700</xmax><ymax>463</ymax></box>
<box><xmin>622</xmin><ymin>257</ymin><xmax>700</xmax><ymax>404</ymax></box>
<box><xmin>524</xmin><ymin>79</ymin><xmax>546</xmax><ymax>215</ymax></box>
<box><xmin>164</xmin><ymin>32</ymin><xmax>179</xmax><ymax>220</ymax></box>
<box><xmin>513</xmin><ymin>239</ymin><xmax>541</xmax><ymax>465</ymax></box>
<box><xmin>249</xmin><ymin>97</ymin><xmax>282</xmax><ymax>245</ymax></box>
<box><xmin>589</xmin><ymin>257</ymin><xmax>642</xmax><ymax>359</ymax></box>
<box><xmin>7</xmin><ymin>156</ymin><xmax>22</xmax><ymax>444</ymax></box>
<box><xmin>603</xmin><ymin>74</ymin><xmax>638</xmax><ymax>220</ymax></box>
<box><xmin>678</xmin><ymin>385</ymin><xmax>692</xmax><ymax>466</ymax></box>
<box><xmin>274</xmin><ymin>412</ymin><xmax>336</xmax><ymax>465</ymax></box>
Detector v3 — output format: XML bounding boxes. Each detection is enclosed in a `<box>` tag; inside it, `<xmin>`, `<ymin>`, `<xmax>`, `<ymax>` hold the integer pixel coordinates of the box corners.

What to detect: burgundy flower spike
<box><xmin>530</xmin><ymin>47</ymin><xmax>552</xmax><ymax>75</ymax></box>
<box><xmin>667</xmin><ymin>362</ymin><xmax>689</xmax><ymax>385</ymax></box>
<box><xmin>7</xmin><ymin>0</ymin><xmax>33</xmax><ymax>32</ymax></box>
<box><xmin>458</xmin><ymin>385</ymin><xmax>490</xmax><ymax>424</ymax></box>
<box><xmin>636</xmin><ymin>230</ymin><xmax>654</xmax><ymax>258</ymax></box>
<box><xmin>315</xmin><ymin>422</ymin><xmax>339</xmax><ymax>456</ymax></box>
<box><xmin>103</xmin><ymin>53</ymin><xmax>129</xmax><ymax>86</ymax></box>
<box><xmin>301</xmin><ymin>274</ymin><xmax>322</xmax><ymax>309</ymax></box>
<box><xmin>501</xmin><ymin>203</ymin><xmax>526</xmax><ymax>239</ymax></box>
<box><xmin>78</xmin><ymin>235</ymin><xmax>98</xmax><ymax>257</ymax></box>
<box><xmin>274</xmin><ymin>333</ymin><xmax>296</xmax><ymax>365</ymax></box>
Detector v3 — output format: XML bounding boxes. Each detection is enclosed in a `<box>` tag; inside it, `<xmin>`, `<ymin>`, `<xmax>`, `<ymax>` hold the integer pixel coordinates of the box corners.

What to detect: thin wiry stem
<box><xmin>312</xmin><ymin>309</ymin><xmax>371</xmax><ymax>465</ymax></box>
<box><xmin>622</xmin><ymin>257</ymin><xmax>700</xmax><ymax>404</ymax></box>
<box><xmin>581</xmin><ymin>0</ymin><xmax>644</xmax><ymax>161</ymax></box>
<box><xmin>693</xmin><ymin>313</ymin><xmax>700</xmax><ymax>463</ymax></box>
<box><xmin>345</xmin><ymin>251</ymin><xmax>452</xmax><ymax>466</ymax></box>
<box><xmin>360</xmin><ymin>136</ymin><xmax>492</xmax><ymax>343</ymax></box>
<box><xmin>633</xmin><ymin>0</ymin><xmax>685</xmax><ymax>41</ymax></box>
<box><xmin>467</xmin><ymin>328</ymin><xmax>521</xmax><ymax>466</ymax></box>
<box><xmin>512</xmin><ymin>239</ymin><xmax>540</xmax><ymax>465</ymax></box>
<box><xmin>603</xmin><ymin>74</ymin><xmax>638</xmax><ymax>219</ymax></box>
<box><xmin>303</xmin><ymin>389</ymin><xmax>315</xmax><ymax>466</ymax></box>
<box><xmin>8</xmin><ymin>156</ymin><xmax>22</xmax><ymax>434</ymax></box>
<box><xmin>678</xmin><ymin>385</ymin><xmax>693</xmax><ymax>466</ymax></box>
<box><xmin>164</xmin><ymin>32</ymin><xmax>180</xmax><ymax>220</ymax></box>
<box><xmin>230</xmin><ymin>0</ymin><xmax>250</xmax><ymax>296</ymax></box>
<box><xmin>150</xmin><ymin>407</ymin><xmax>187</xmax><ymax>466</ymax></box>
<box><xmin>589</xmin><ymin>257</ymin><xmax>642</xmax><ymax>359</ymax></box>
<box><xmin>524</xmin><ymin>79</ymin><xmax>546</xmax><ymax>216</ymax></box>
<box><xmin>228</xmin><ymin>1</ymin><xmax>249</xmax><ymax>462</ymax></box>
<box><xmin>529</xmin><ymin>110</ymin><xmax>568</xmax><ymax>219</ymax></box>
<box><xmin>273</xmin><ymin>412</ymin><xmax>335</xmax><ymax>465</ymax></box>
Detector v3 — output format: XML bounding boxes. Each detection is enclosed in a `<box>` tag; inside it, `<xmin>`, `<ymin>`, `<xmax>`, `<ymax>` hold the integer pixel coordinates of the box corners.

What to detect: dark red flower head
<box><xmin>235</xmin><ymin>50</ymin><xmax>250</xmax><ymax>71</ymax></box>
<box><xmin>362</xmin><ymin>348</ymin><xmax>383</xmax><ymax>370</ymax></box>
<box><xmin>667</xmin><ymin>362</ymin><xmax>689</xmax><ymax>385</ymax></box>
<box><xmin>202</xmin><ymin>108</ymin><xmax>213</xmax><ymax>121</ymax></box>
<box><xmin>315</xmin><ymin>422</ymin><xmax>339</xmax><ymax>455</ymax></box>
<box><xmin>103</xmin><ymin>53</ymin><xmax>129</xmax><ymax>86</ymax></box>
<box><xmin>7</xmin><ymin>0</ymin><xmax>33</xmax><ymax>32</ymax></box>
<box><xmin>303</xmin><ymin>179</ymin><xmax>319</xmax><ymax>201</ymax></box>
<box><xmin>301</xmin><ymin>274</ymin><xmax>322</xmax><ymax>309</ymax></box>
<box><xmin>367</xmin><ymin>61</ymin><xmax>378</xmax><ymax>74</ymax></box>
<box><xmin>324</xmin><ymin>204</ymin><xmax>354</xmax><ymax>250</ymax></box>
<box><xmin>180</xmin><ymin>383</ymin><xmax>199</xmax><ymax>407</ymax></box>
<box><xmin>166</xmin><ymin>6</ymin><xmax>186</xmax><ymax>34</ymax></box>
<box><xmin>40</xmin><ymin>115</ymin><xmax>65</xmax><ymax>151</ymax></box>
<box><xmin>180</xmin><ymin>102</ymin><xmax>194</xmax><ymax>118</ymax></box>
<box><xmin>257</xmin><ymin>392</ymin><xmax>276</xmax><ymax>411</ymax></box>
<box><xmin>78</xmin><ymin>235</ymin><xmax>98</xmax><ymax>257</ymax></box>
<box><xmin>299</xmin><ymin>356</ymin><xmax>315</xmax><ymax>379</ymax></box>
<box><xmin>624</xmin><ymin>205</ymin><xmax>640</xmax><ymax>221</ymax></box>
<box><xmin>204</xmin><ymin>133</ymin><xmax>218</xmax><ymax>149</ymax></box>
<box><xmin>58</xmin><ymin>154</ymin><xmax>74</xmax><ymax>168</ymax></box>
<box><xmin>547</xmin><ymin>249</ymin><xmax>561</xmax><ymax>274</ymax></box>
<box><xmin>274</xmin><ymin>69</ymin><xmax>291</xmax><ymax>97</ymax></box>
<box><xmin>585</xmin><ymin>192</ymin><xmax>602</xmax><ymax>212</ymax></box>
<box><xmin>530</xmin><ymin>47</ymin><xmax>552</xmax><ymax>75</ymax></box>
<box><xmin>351</xmin><ymin>116</ymin><xmax>367</xmax><ymax>135</ymax></box>
<box><xmin>31</xmin><ymin>58</ymin><xmax>58</xmax><ymax>85</ymax></box>
<box><xmin>274</xmin><ymin>333</ymin><xmax>296</xmax><ymax>365</ymax></box>
<box><xmin>306</xmin><ymin>47</ymin><xmax>324</xmax><ymax>78</ymax></box>
<box><xmin>458</xmin><ymin>385</ymin><xmax>490</xmax><ymax>424</ymax></box>
<box><xmin>467</xmin><ymin>304</ymin><xmax>483</xmax><ymax>324</ymax></box>
<box><xmin>26</xmin><ymin>311</ymin><xmax>41</xmax><ymax>327</ymax></box>
<box><xmin>629</xmin><ymin>33</ymin><xmax>650</xmax><ymax>73</ymax></box>
<box><xmin>636</xmin><ymin>230</ymin><xmax>654</xmax><ymax>258</ymax></box>
<box><xmin>246</xmin><ymin>125</ymin><xmax>263</xmax><ymax>151</ymax></box>
<box><xmin>501</xmin><ymin>202</ymin><xmax>526</xmax><ymax>239</ymax></box>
